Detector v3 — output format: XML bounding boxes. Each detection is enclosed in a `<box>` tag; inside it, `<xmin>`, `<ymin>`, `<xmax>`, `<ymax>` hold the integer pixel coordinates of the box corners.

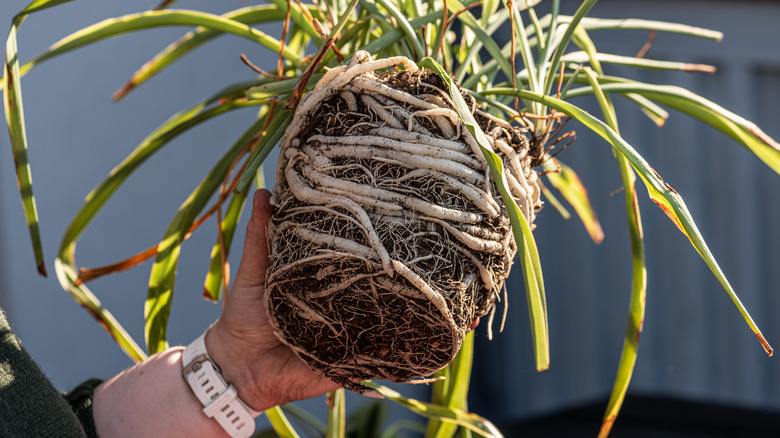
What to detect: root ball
<box><xmin>265</xmin><ymin>52</ymin><xmax>541</xmax><ymax>391</ymax></box>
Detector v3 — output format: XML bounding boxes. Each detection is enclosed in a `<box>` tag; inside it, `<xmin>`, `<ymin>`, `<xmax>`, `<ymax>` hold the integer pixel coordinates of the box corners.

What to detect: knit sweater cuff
<box><xmin>64</xmin><ymin>378</ymin><xmax>103</xmax><ymax>438</ymax></box>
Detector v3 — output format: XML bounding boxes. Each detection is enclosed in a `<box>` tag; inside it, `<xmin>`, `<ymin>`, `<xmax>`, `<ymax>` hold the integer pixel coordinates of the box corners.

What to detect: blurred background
<box><xmin>1</xmin><ymin>0</ymin><xmax>778</xmax><ymax>435</ymax></box>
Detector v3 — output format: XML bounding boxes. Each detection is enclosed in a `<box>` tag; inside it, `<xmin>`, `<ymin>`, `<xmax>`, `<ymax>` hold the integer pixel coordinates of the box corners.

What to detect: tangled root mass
<box><xmin>265</xmin><ymin>52</ymin><xmax>541</xmax><ymax>391</ymax></box>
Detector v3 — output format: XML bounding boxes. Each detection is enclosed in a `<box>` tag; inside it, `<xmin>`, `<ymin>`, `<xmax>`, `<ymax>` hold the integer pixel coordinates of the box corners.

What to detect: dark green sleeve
<box><xmin>64</xmin><ymin>378</ymin><xmax>102</xmax><ymax>438</ymax></box>
<box><xmin>0</xmin><ymin>308</ymin><xmax>91</xmax><ymax>437</ymax></box>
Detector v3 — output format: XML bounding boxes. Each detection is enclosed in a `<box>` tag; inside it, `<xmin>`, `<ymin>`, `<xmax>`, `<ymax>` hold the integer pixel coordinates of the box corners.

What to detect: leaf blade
<box><xmin>485</xmin><ymin>87</ymin><xmax>773</xmax><ymax>356</ymax></box>
<box><xmin>202</xmin><ymin>185</ymin><xmax>250</xmax><ymax>301</ymax></box>
<box><xmin>114</xmin><ymin>5</ymin><xmax>288</xmax><ymax>100</ymax></box>
<box><xmin>4</xmin><ymin>21</ymin><xmax>46</xmax><ymax>275</ymax></box>
<box><xmin>265</xmin><ymin>406</ymin><xmax>302</xmax><ymax>438</ymax></box>
<box><xmin>27</xmin><ymin>9</ymin><xmax>302</xmax><ymax>73</ymax></box>
<box><xmin>429</xmin><ymin>331</ymin><xmax>475</xmax><ymax>438</ymax></box>
<box><xmin>326</xmin><ymin>389</ymin><xmax>346</xmax><ymax>438</ymax></box>
<box><xmin>360</xmin><ymin>381</ymin><xmax>503</xmax><ymax>438</ymax></box>
<box><xmin>420</xmin><ymin>56</ymin><xmax>549</xmax><ymax>371</ymax></box>
<box><xmin>562</xmin><ymin>80</ymin><xmax>780</xmax><ymax>176</ymax></box>
<box><xmin>545</xmin><ymin>161</ymin><xmax>604</xmax><ymax>243</ymax></box>
<box><xmin>581</xmin><ymin>65</ymin><xmax>648</xmax><ymax>438</ymax></box>
<box><xmin>145</xmin><ymin>112</ymin><xmax>271</xmax><ymax>353</ymax></box>
<box><xmin>54</xmin><ymin>259</ymin><xmax>147</xmax><ymax>362</ymax></box>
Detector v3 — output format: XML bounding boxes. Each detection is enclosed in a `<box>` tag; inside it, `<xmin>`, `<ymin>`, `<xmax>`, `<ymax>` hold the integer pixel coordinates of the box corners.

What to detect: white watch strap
<box><xmin>182</xmin><ymin>333</ymin><xmax>256</xmax><ymax>438</ymax></box>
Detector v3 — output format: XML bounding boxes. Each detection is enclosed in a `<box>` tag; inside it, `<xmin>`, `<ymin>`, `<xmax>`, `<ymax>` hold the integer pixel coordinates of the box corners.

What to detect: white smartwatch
<box><xmin>182</xmin><ymin>332</ymin><xmax>257</xmax><ymax>438</ymax></box>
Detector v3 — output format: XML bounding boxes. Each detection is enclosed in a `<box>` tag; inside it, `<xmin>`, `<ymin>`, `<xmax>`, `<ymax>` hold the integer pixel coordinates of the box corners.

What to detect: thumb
<box><xmin>232</xmin><ymin>188</ymin><xmax>273</xmax><ymax>291</ymax></box>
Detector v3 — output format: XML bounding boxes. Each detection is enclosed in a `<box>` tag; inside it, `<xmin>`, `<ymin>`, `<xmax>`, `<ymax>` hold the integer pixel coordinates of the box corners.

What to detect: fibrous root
<box><xmin>265</xmin><ymin>51</ymin><xmax>541</xmax><ymax>391</ymax></box>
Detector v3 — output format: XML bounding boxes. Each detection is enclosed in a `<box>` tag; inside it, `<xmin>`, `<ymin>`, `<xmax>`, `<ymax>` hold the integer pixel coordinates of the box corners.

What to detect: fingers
<box><xmin>231</xmin><ymin>189</ymin><xmax>273</xmax><ymax>290</ymax></box>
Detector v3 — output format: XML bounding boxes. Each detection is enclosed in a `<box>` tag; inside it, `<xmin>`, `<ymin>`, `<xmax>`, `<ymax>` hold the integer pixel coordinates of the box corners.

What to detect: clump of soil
<box><xmin>265</xmin><ymin>51</ymin><xmax>541</xmax><ymax>391</ymax></box>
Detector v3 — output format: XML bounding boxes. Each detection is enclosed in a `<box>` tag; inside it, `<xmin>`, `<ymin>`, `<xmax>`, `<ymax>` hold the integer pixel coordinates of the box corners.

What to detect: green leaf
<box><xmin>360</xmin><ymin>381</ymin><xmax>503</xmax><ymax>438</ymax></box>
<box><xmin>454</xmin><ymin>9</ymin><xmax>509</xmax><ymax>85</ymax></box>
<box><xmin>202</xmin><ymin>185</ymin><xmax>250</xmax><ymax>301</ymax></box>
<box><xmin>576</xmin><ymin>17</ymin><xmax>723</xmax><ymax>40</ymax></box>
<box><xmin>59</xmin><ymin>94</ymin><xmax>257</xmax><ymax>258</ymax></box>
<box><xmin>598</xmin><ymin>166</ymin><xmax>646</xmax><ymax>438</ymax></box>
<box><xmin>568</xmin><ymin>26</ymin><xmax>670</xmax><ymax>127</ymax></box>
<box><xmin>54</xmin><ymin>259</ymin><xmax>148</xmax><ymax>362</ymax></box>
<box><xmin>445</xmin><ymin>0</ymin><xmax>515</xmax><ymax>89</ymax></box>
<box><xmin>562</xmin><ymin>51</ymin><xmax>717</xmax><ymax>73</ymax></box>
<box><xmin>145</xmin><ymin>113</ymin><xmax>270</xmax><ymax>353</ymax></box>
<box><xmin>420</xmin><ymin>56</ymin><xmax>549</xmax><ymax>371</ymax></box>
<box><xmin>47</xmin><ymin>69</ymin><xmax>255</xmax><ymax>366</ymax></box>
<box><xmin>359</xmin><ymin>11</ymin><xmax>441</xmax><ymax>56</ymax></box>
<box><xmin>114</xmin><ymin>5</ymin><xmax>288</xmax><ymax>100</ymax></box>
<box><xmin>24</xmin><ymin>9</ymin><xmax>302</xmax><ymax>74</ymax></box>
<box><xmin>374</xmin><ymin>0</ymin><xmax>425</xmax><ymax>58</ymax></box>
<box><xmin>14</xmin><ymin>0</ymin><xmax>74</xmax><ymax>18</ymax></box>
<box><xmin>235</xmin><ymin>109</ymin><xmax>293</xmax><ymax>193</ymax></box>
<box><xmin>265</xmin><ymin>406</ymin><xmax>300</xmax><ymax>438</ymax></box>
<box><xmin>622</xmin><ymin>92</ymin><xmax>669</xmax><ymax>127</ymax></box>
<box><xmin>541</xmin><ymin>0</ymin><xmax>597</xmax><ymax>98</ymax></box>
<box><xmin>326</xmin><ymin>389</ymin><xmax>346</xmax><ymax>438</ymax></box>
<box><xmin>484</xmin><ymin>87</ymin><xmax>773</xmax><ymax>357</ymax></box>
<box><xmin>581</xmin><ymin>66</ymin><xmax>647</xmax><ymax>438</ymax></box>
<box><xmin>563</xmin><ymin>80</ymin><xmax>780</xmax><ymax>176</ymax></box>
<box><xmin>4</xmin><ymin>21</ymin><xmax>46</xmax><ymax>275</ymax></box>
<box><xmin>499</xmin><ymin>0</ymin><xmax>539</xmax><ymax>101</ymax></box>
<box><xmin>281</xmin><ymin>404</ymin><xmax>327</xmax><ymax>435</ymax></box>
<box><xmin>545</xmin><ymin>161</ymin><xmax>604</xmax><ymax>244</ymax></box>
<box><xmin>428</xmin><ymin>331</ymin><xmax>475</xmax><ymax>438</ymax></box>
<box><xmin>265</xmin><ymin>0</ymin><xmax>325</xmax><ymax>46</ymax></box>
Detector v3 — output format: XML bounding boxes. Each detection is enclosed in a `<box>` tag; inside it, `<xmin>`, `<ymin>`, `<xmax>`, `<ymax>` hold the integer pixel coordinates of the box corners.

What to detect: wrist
<box><xmin>204</xmin><ymin>322</ymin><xmax>266</xmax><ymax>412</ymax></box>
<box><xmin>183</xmin><ymin>331</ymin><xmax>259</xmax><ymax>437</ymax></box>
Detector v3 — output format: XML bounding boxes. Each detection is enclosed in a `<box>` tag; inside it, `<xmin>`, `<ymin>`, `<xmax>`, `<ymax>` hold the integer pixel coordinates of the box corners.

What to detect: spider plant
<box><xmin>4</xmin><ymin>0</ymin><xmax>778</xmax><ymax>436</ymax></box>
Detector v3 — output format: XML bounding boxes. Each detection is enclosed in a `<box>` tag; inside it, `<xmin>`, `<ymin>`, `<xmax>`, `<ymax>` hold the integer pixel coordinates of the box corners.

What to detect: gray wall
<box><xmin>1</xmin><ymin>0</ymin><xmax>778</xmax><ymax>431</ymax></box>
<box><xmin>471</xmin><ymin>0</ymin><xmax>780</xmax><ymax>424</ymax></box>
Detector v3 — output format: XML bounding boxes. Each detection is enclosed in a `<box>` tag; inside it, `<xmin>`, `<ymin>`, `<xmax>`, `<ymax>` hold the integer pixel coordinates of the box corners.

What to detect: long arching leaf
<box><xmin>266</xmin><ymin>405</ymin><xmax>302</xmax><ymax>438</ymax></box>
<box><xmin>360</xmin><ymin>381</ymin><xmax>502</xmax><ymax>438</ymax></box>
<box><xmin>22</xmin><ymin>9</ymin><xmax>302</xmax><ymax>77</ymax></box>
<box><xmin>484</xmin><ymin>87</ymin><xmax>773</xmax><ymax>356</ymax></box>
<box><xmin>421</xmin><ymin>56</ymin><xmax>550</xmax><ymax>371</ymax></box>
<box><xmin>54</xmin><ymin>259</ymin><xmax>147</xmax><ymax>362</ymax></box>
<box><xmin>374</xmin><ymin>0</ymin><xmax>425</xmax><ymax>58</ymax></box>
<box><xmin>203</xmin><ymin>185</ymin><xmax>250</xmax><ymax>301</ymax></box>
<box><xmin>545</xmin><ymin>161</ymin><xmax>604</xmax><ymax>244</ymax></box>
<box><xmin>427</xmin><ymin>331</ymin><xmax>475</xmax><ymax>438</ymax></box>
<box><xmin>562</xmin><ymin>80</ymin><xmax>780</xmax><ymax>176</ymax></box>
<box><xmin>52</xmin><ymin>92</ymin><xmax>258</xmax><ymax>358</ymax></box>
<box><xmin>581</xmin><ymin>66</ymin><xmax>647</xmax><ymax>438</ymax></box>
<box><xmin>235</xmin><ymin>109</ymin><xmax>293</xmax><ymax>193</ymax></box>
<box><xmin>114</xmin><ymin>5</ymin><xmax>288</xmax><ymax>100</ymax></box>
<box><xmin>4</xmin><ymin>20</ymin><xmax>45</xmax><ymax>275</ymax></box>
<box><xmin>326</xmin><ymin>389</ymin><xmax>346</xmax><ymax>438</ymax></box>
<box><xmin>14</xmin><ymin>0</ymin><xmax>75</xmax><ymax>17</ymax></box>
<box><xmin>145</xmin><ymin>113</ymin><xmax>271</xmax><ymax>353</ymax></box>
<box><xmin>59</xmin><ymin>96</ymin><xmax>258</xmax><ymax>253</ymax></box>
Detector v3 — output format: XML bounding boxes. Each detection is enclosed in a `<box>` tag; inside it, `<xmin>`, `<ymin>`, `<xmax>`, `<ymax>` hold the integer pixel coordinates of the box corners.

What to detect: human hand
<box><xmin>205</xmin><ymin>189</ymin><xmax>340</xmax><ymax>412</ymax></box>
